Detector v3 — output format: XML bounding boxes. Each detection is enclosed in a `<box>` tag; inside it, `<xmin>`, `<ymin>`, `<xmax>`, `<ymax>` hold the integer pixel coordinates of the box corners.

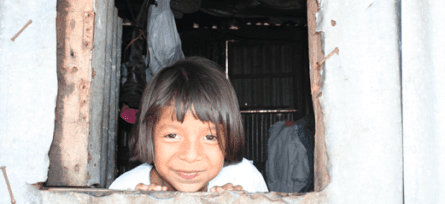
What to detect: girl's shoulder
<box><xmin>109</xmin><ymin>163</ymin><xmax>152</xmax><ymax>190</ymax></box>
<box><xmin>209</xmin><ymin>158</ymin><xmax>269</xmax><ymax>192</ymax></box>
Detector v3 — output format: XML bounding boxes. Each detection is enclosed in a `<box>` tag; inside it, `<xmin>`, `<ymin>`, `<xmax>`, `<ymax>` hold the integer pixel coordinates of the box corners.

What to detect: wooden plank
<box><xmin>306</xmin><ymin>0</ymin><xmax>330</xmax><ymax>192</ymax></box>
<box><xmin>48</xmin><ymin>0</ymin><xmax>95</xmax><ymax>186</ymax></box>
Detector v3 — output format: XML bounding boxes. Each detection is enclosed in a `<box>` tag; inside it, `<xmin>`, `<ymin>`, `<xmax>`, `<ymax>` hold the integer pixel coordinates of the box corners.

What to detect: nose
<box><xmin>178</xmin><ymin>137</ymin><xmax>203</xmax><ymax>163</ymax></box>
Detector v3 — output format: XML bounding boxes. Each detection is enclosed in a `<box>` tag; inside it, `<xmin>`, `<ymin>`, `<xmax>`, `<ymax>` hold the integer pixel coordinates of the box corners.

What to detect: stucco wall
<box><xmin>0</xmin><ymin>0</ymin><xmax>58</xmax><ymax>203</ymax></box>
<box><xmin>315</xmin><ymin>0</ymin><xmax>403</xmax><ymax>203</ymax></box>
<box><xmin>402</xmin><ymin>1</ymin><xmax>445</xmax><ymax>203</ymax></box>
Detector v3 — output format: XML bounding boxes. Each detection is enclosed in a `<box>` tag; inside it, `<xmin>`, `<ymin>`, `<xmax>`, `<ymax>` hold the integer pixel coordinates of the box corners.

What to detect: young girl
<box><xmin>109</xmin><ymin>56</ymin><xmax>268</xmax><ymax>192</ymax></box>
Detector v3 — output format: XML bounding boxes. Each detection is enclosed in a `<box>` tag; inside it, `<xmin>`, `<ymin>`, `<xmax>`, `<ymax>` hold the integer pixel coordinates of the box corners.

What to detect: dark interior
<box><xmin>114</xmin><ymin>0</ymin><xmax>314</xmax><ymax>192</ymax></box>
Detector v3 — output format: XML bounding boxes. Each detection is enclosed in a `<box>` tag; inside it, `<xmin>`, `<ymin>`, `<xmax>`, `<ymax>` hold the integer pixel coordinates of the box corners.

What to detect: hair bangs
<box><xmin>171</xmin><ymin>74</ymin><xmax>222</xmax><ymax>127</ymax></box>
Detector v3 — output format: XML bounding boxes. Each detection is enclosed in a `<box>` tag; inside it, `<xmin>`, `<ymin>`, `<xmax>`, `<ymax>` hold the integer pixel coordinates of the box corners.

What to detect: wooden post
<box><xmin>48</xmin><ymin>0</ymin><xmax>95</xmax><ymax>186</ymax></box>
<box><xmin>307</xmin><ymin>0</ymin><xmax>331</xmax><ymax>191</ymax></box>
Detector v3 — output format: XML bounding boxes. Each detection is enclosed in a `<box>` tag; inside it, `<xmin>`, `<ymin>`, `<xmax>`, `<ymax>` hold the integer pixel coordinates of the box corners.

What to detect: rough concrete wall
<box><xmin>402</xmin><ymin>1</ymin><xmax>445</xmax><ymax>203</ymax></box>
<box><xmin>0</xmin><ymin>0</ymin><xmax>57</xmax><ymax>203</ymax></box>
<box><xmin>315</xmin><ymin>0</ymin><xmax>403</xmax><ymax>203</ymax></box>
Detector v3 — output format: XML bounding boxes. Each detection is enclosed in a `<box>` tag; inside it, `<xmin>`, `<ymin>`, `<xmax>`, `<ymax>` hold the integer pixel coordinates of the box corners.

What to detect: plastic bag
<box><xmin>147</xmin><ymin>0</ymin><xmax>185</xmax><ymax>77</ymax></box>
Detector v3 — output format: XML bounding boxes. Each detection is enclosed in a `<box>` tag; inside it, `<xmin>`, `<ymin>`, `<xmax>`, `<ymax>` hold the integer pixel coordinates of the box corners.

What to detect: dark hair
<box><xmin>130</xmin><ymin>56</ymin><xmax>244</xmax><ymax>166</ymax></box>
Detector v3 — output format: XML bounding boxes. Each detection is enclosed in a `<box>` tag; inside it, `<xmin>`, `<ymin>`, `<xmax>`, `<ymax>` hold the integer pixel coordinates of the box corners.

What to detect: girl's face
<box><xmin>153</xmin><ymin>106</ymin><xmax>225</xmax><ymax>192</ymax></box>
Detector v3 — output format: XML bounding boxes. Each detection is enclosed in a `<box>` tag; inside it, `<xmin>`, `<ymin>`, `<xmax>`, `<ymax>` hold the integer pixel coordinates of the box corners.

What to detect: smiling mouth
<box><xmin>175</xmin><ymin>170</ymin><xmax>203</xmax><ymax>179</ymax></box>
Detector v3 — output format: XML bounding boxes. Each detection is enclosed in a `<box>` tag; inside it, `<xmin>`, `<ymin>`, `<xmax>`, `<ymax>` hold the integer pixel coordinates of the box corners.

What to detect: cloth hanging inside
<box><xmin>265</xmin><ymin>116</ymin><xmax>314</xmax><ymax>193</ymax></box>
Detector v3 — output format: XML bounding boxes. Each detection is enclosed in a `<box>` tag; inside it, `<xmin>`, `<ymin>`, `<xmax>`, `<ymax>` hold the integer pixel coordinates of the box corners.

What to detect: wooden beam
<box><xmin>307</xmin><ymin>0</ymin><xmax>330</xmax><ymax>191</ymax></box>
<box><xmin>48</xmin><ymin>0</ymin><xmax>95</xmax><ymax>186</ymax></box>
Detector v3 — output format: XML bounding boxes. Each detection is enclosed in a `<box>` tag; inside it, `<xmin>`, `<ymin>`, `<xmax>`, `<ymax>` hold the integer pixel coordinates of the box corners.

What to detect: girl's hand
<box><xmin>209</xmin><ymin>183</ymin><xmax>244</xmax><ymax>192</ymax></box>
<box><xmin>135</xmin><ymin>183</ymin><xmax>168</xmax><ymax>191</ymax></box>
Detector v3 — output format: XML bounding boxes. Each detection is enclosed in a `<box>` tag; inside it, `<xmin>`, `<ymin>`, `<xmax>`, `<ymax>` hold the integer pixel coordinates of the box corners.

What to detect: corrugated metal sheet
<box><xmin>242</xmin><ymin>113</ymin><xmax>296</xmax><ymax>162</ymax></box>
<box><xmin>231</xmin><ymin>77</ymin><xmax>294</xmax><ymax>109</ymax></box>
<box><xmin>228</xmin><ymin>41</ymin><xmax>306</xmax><ymax>168</ymax></box>
<box><xmin>89</xmin><ymin>0</ymin><xmax>122</xmax><ymax>188</ymax></box>
<box><xmin>228</xmin><ymin>41</ymin><xmax>302</xmax><ymax>110</ymax></box>
<box><xmin>105</xmin><ymin>7</ymin><xmax>123</xmax><ymax>188</ymax></box>
<box><xmin>181</xmin><ymin>40</ymin><xmax>225</xmax><ymax>71</ymax></box>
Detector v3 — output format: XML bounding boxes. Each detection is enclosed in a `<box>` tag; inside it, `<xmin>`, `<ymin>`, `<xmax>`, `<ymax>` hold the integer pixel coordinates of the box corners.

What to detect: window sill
<box><xmin>40</xmin><ymin>188</ymin><xmax>325</xmax><ymax>203</ymax></box>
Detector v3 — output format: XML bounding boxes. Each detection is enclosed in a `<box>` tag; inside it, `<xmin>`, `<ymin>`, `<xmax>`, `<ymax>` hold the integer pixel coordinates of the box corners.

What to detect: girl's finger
<box><xmin>215</xmin><ymin>186</ymin><xmax>224</xmax><ymax>192</ymax></box>
<box><xmin>138</xmin><ymin>183</ymin><xmax>153</xmax><ymax>191</ymax></box>
<box><xmin>151</xmin><ymin>185</ymin><xmax>160</xmax><ymax>191</ymax></box>
<box><xmin>136</xmin><ymin>183</ymin><xmax>168</xmax><ymax>191</ymax></box>
<box><xmin>233</xmin><ymin>185</ymin><xmax>243</xmax><ymax>191</ymax></box>
<box><xmin>210</xmin><ymin>185</ymin><xmax>242</xmax><ymax>192</ymax></box>
<box><xmin>147</xmin><ymin>185</ymin><xmax>156</xmax><ymax>191</ymax></box>
<box><xmin>156</xmin><ymin>185</ymin><xmax>168</xmax><ymax>191</ymax></box>
<box><xmin>135</xmin><ymin>183</ymin><xmax>143</xmax><ymax>190</ymax></box>
<box><xmin>210</xmin><ymin>186</ymin><xmax>223</xmax><ymax>192</ymax></box>
<box><xmin>148</xmin><ymin>184</ymin><xmax>163</xmax><ymax>191</ymax></box>
<box><xmin>222</xmin><ymin>183</ymin><xmax>233</xmax><ymax>190</ymax></box>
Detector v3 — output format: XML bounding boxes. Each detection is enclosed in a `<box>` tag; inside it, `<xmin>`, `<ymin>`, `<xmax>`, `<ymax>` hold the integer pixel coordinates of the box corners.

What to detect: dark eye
<box><xmin>205</xmin><ymin>135</ymin><xmax>217</xmax><ymax>141</ymax></box>
<box><xmin>165</xmin><ymin>133</ymin><xmax>178</xmax><ymax>139</ymax></box>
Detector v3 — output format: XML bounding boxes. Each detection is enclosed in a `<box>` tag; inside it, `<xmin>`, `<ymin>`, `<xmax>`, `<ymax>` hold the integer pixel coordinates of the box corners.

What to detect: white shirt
<box><xmin>109</xmin><ymin>158</ymin><xmax>269</xmax><ymax>192</ymax></box>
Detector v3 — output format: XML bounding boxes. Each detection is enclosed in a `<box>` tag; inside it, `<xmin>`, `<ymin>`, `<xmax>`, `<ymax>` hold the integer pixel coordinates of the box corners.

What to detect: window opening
<box><xmin>115</xmin><ymin>8</ymin><xmax>315</xmax><ymax>193</ymax></box>
<box><xmin>47</xmin><ymin>0</ymin><xmax>325</xmax><ymax>195</ymax></box>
